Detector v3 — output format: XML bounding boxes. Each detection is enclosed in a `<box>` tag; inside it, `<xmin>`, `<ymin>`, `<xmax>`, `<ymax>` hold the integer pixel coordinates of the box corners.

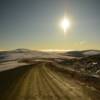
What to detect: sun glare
<box><xmin>60</xmin><ymin>16</ymin><xmax>71</xmax><ymax>34</ymax></box>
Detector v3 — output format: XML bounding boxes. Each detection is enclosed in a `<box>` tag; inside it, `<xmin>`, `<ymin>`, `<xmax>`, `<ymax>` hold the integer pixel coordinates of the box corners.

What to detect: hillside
<box><xmin>59</xmin><ymin>54</ymin><xmax>100</xmax><ymax>77</ymax></box>
<box><xmin>63</xmin><ymin>50</ymin><xmax>100</xmax><ymax>57</ymax></box>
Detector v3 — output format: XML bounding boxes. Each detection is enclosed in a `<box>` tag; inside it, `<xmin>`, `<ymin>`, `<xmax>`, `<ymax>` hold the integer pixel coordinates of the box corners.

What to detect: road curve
<box><xmin>0</xmin><ymin>62</ymin><xmax>100</xmax><ymax>100</ymax></box>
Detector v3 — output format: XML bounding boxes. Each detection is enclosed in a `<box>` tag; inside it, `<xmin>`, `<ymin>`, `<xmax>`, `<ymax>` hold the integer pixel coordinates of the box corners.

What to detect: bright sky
<box><xmin>0</xmin><ymin>0</ymin><xmax>100</xmax><ymax>50</ymax></box>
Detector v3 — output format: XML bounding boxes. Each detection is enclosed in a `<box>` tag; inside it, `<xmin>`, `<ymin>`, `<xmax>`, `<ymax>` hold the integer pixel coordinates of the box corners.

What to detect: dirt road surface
<box><xmin>0</xmin><ymin>62</ymin><xmax>100</xmax><ymax>100</ymax></box>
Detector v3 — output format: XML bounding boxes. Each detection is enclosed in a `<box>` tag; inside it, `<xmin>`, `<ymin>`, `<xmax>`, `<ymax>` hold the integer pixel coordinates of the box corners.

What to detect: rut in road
<box><xmin>1</xmin><ymin>63</ymin><xmax>100</xmax><ymax>100</ymax></box>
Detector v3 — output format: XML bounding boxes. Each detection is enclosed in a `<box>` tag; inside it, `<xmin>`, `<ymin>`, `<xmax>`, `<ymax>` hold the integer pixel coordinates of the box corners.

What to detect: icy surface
<box><xmin>0</xmin><ymin>61</ymin><xmax>28</xmax><ymax>72</ymax></box>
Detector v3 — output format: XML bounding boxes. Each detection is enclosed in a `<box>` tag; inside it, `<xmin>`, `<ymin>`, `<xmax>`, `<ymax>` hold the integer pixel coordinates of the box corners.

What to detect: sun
<box><xmin>60</xmin><ymin>16</ymin><xmax>71</xmax><ymax>34</ymax></box>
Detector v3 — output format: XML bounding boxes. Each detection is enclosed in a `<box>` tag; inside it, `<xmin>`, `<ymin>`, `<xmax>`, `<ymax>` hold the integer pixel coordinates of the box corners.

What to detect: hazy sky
<box><xmin>0</xmin><ymin>0</ymin><xmax>100</xmax><ymax>50</ymax></box>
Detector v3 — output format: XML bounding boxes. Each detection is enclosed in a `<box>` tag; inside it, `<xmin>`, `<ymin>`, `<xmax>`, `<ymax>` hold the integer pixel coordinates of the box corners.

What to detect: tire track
<box><xmin>31</xmin><ymin>66</ymin><xmax>40</xmax><ymax>100</ymax></box>
<box><xmin>15</xmin><ymin>66</ymin><xmax>36</xmax><ymax>100</ymax></box>
<box><xmin>23</xmin><ymin>66</ymin><xmax>38</xmax><ymax>100</ymax></box>
<box><xmin>41</xmin><ymin>63</ymin><xmax>70</xmax><ymax>100</ymax></box>
<box><xmin>43</xmin><ymin>65</ymin><xmax>90</xmax><ymax>100</ymax></box>
<box><xmin>39</xmin><ymin>66</ymin><xmax>59</xmax><ymax>100</ymax></box>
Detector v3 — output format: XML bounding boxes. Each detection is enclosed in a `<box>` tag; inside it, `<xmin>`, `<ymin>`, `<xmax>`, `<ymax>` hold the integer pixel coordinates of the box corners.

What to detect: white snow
<box><xmin>0</xmin><ymin>49</ymin><xmax>76</xmax><ymax>71</ymax></box>
<box><xmin>0</xmin><ymin>61</ymin><xmax>28</xmax><ymax>72</ymax></box>
<box><xmin>83</xmin><ymin>51</ymin><xmax>100</xmax><ymax>56</ymax></box>
<box><xmin>0</xmin><ymin>51</ymin><xmax>76</xmax><ymax>62</ymax></box>
<box><xmin>92</xmin><ymin>62</ymin><xmax>98</xmax><ymax>65</ymax></box>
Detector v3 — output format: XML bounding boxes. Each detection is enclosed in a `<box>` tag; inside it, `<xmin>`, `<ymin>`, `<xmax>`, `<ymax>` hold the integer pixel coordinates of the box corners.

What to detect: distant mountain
<box><xmin>12</xmin><ymin>48</ymin><xmax>33</xmax><ymax>53</ymax></box>
<box><xmin>63</xmin><ymin>51</ymin><xmax>84</xmax><ymax>57</ymax></box>
<box><xmin>63</xmin><ymin>50</ymin><xmax>100</xmax><ymax>57</ymax></box>
<box><xmin>0</xmin><ymin>49</ymin><xmax>47</xmax><ymax>61</ymax></box>
<box><xmin>0</xmin><ymin>48</ymin><xmax>69</xmax><ymax>62</ymax></box>
<box><xmin>0</xmin><ymin>49</ymin><xmax>100</xmax><ymax>62</ymax></box>
<box><xmin>82</xmin><ymin>50</ymin><xmax>100</xmax><ymax>56</ymax></box>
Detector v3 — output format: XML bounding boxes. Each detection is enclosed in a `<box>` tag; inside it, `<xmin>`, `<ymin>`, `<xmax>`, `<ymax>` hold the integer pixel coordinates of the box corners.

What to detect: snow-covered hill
<box><xmin>0</xmin><ymin>49</ymin><xmax>100</xmax><ymax>72</ymax></box>
<box><xmin>83</xmin><ymin>50</ymin><xmax>100</xmax><ymax>56</ymax></box>
<box><xmin>0</xmin><ymin>49</ymin><xmax>73</xmax><ymax>62</ymax></box>
<box><xmin>0</xmin><ymin>49</ymin><xmax>75</xmax><ymax>71</ymax></box>
<box><xmin>63</xmin><ymin>50</ymin><xmax>100</xmax><ymax>57</ymax></box>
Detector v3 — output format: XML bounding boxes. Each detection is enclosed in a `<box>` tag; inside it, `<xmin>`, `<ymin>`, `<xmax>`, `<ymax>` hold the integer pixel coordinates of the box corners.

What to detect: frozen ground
<box><xmin>0</xmin><ymin>61</ymin><xmax>28</xmax><ymax>72</ymax></box>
